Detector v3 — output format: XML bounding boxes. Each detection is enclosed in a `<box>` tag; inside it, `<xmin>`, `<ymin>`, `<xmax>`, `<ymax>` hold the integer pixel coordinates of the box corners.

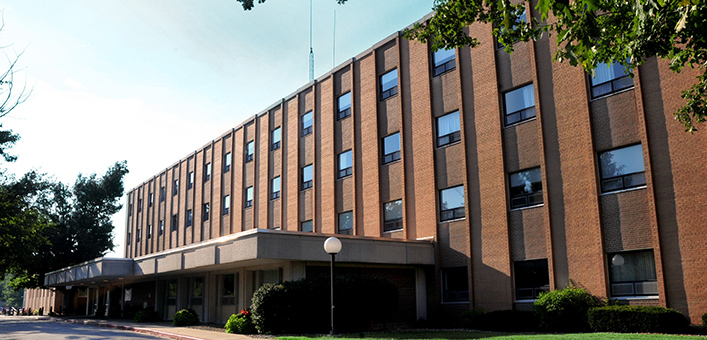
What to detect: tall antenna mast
<box><xmin>309</xmin><ymin>0</ymin><xmax>314</xmax><ymax>82</ymax></box>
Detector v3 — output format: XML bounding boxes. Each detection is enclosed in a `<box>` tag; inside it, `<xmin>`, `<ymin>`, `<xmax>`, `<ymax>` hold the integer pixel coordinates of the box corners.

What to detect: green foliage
<box><xmin>702</xmin><ymin>312</ymin><xmax>707</xmax><ymax>327</ymax></box>
<box><xmin>133</xmin><ymin>309</ymin><xmax>161</xmax><ymax>323</ymax></box>
<box><xmin>587</xmin><ymin>305</ymin><xmax>689</xmax><ymax>334</ymax></box>
<box><xmin>173</xmin><ymin>308</ymin><xmax>200</xmax><ymax>327</ymax></box>
<box><xmin>402</xmin><ymin>0</ymin><xmax>707</xmax><ymax>132</ymax></box>
<box><xmin>534</xmin><ymin>287</ymin><xmax>602</xmax><ymax>332</ymax></box>
<box><xmin>0</xmin><ymin>274</ymin><xmax>24</xmax><ymax>307</ymax></box>
<box><xmin>225</xmin><ymin>310</ymin><xmax>257</xmax><ymax>334</ymax></box>
<box><xmin>251</xmin><ymin>275</ymin><xmax>398</xmax><ymax>334</ymax></box>
<box><xmin>1</xmin><ymin>161</ymin><xmax>128</xmax><ymax>289</ymax></box>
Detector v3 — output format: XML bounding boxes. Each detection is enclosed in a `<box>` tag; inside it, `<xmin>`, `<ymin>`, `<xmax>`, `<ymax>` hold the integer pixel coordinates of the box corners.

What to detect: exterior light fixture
<box><xmin>323</xmin><ymin>237</ymin><xmax>342</xmax><ymax>335</ymax></box>
<box><xmin>612</xmin><ymin>254</ymin><xmax>625</xmax><ymax>266</ymax></box>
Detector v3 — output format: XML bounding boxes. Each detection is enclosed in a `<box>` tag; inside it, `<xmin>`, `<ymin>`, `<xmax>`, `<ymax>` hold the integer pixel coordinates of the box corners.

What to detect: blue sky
<box><xmin>0</xmin><ymin>0</ymin><xmax>433</xmax><ymax>257</ymax></box>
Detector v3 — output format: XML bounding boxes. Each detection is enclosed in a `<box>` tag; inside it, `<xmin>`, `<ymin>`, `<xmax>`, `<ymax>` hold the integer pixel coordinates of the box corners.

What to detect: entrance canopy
<box><xmin>45</xmin><ymin>229</ymin><xmax>435</xmax><ymax>287</ymax></box>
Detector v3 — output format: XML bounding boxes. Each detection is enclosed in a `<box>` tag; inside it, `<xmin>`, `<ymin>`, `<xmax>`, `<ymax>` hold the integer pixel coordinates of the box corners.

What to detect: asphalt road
<box><xmin>0</xmin><ymin>316</ymin><xmax>163</xmax><ymax>340</ymax></box>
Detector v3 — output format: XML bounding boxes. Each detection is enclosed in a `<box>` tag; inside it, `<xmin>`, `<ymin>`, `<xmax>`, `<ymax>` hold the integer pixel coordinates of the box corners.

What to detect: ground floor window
<box><xmin>609</xmin><ymin>250</ymin><xmax>658</xmax><ymax>297</ymax></box>
<box><xmin>221</xmin><ymin>273</ymin><xmax>238</xmax><ymax>305</ymax></box>
<box><xmin>166</xmin><ymin>280</ymin><xmax>177</xmax><ymax>306</ymax></box>
<box><xmin>514</xmin><ymin>259</ymin><xmax>549</xmax><ymax>300</ymax></box>
<box><xmin>190</xmin><ymin>277</ymin><xmax>204</xmax><ymax>306</ymax></box>
<box><xmin>442</xmin><ymin>267</ymin><xmax>469</xmax><ymax>303</ymax></box>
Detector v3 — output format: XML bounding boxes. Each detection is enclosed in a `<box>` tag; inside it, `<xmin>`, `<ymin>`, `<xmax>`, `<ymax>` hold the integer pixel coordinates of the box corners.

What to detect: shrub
<box><xmin>251</xmin><ymin>275</ymin><xmax>398</xmax><ymax>334</ymax></box>
<box><xmin>134</xmin><ymin>309</ymin><xmax>161</xmax><ymax>323</ymax></box>
<box><xmin>173</xmin><ymin>308</ymin><xmax>200</xmax><ymax>327</ymax></box>
<box><xmin>534</xmin><ymin>287</ymin><xmax>602</xmax><ymax>332</ymax></box>
<box><xmin>225</xmin><ymin>310</ymin><xmax>257</xmax><ymax>334</ymax></box>
<box><xmin>588</xmin><ymin>305</ymin><xmax>689</xmax><ymax>334</ymax></box>
<box><xmin>703</xmin><ymin>312</ymin><xmax>707</xmax><ymax>327</ymax></box>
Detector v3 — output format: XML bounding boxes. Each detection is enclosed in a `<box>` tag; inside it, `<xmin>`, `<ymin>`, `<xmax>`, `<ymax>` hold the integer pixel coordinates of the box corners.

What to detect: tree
<box><xmin>0</xmin><ymin>17</ymin><xmax>31</xmax><ymax>162</ymax></box>
<box><xmin>237</xmin><ymin>0</ymin><xmax>707</xmax><ymax>132</ymax></box>
<box><xmin>5</xmin><ymin>161</ymin><xmax>129</xmax><ymax>289</ymax></box>
<box><xmin>0</xmin><ymin>274</ymin><xmax>25</xmax><ymax>307</ymax></box>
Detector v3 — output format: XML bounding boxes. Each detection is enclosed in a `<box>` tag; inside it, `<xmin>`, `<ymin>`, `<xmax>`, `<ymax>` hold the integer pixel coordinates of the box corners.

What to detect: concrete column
<box><xmin>415</xmin><ymin>268</ymin><xmax>427</xmax><ymax>320</ymax></box>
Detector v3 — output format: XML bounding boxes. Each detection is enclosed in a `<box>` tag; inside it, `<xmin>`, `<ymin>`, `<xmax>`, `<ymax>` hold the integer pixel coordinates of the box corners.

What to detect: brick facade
<box><xmin>123</xmin><ymin>13</ymin><xmax>707</xmax><ymax>323</ymax></box>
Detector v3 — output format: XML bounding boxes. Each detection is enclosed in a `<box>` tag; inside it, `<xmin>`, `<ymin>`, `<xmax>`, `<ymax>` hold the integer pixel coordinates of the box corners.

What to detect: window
<box><xmin>504</xmin><ymin>84</ymin><xmax>535</xmax><ymax>126</ymax></box>
<box><xmin>147</xmin><ymin>224</ymin><xmax>152</xmax><ymax>239</ymax></box>
<box><xmin>127</xmin><ymin>231</ymin><xmax>131</xmax><ymax>244</ymax></box>
<box><xmin>514</xmin><ymin>259</ymin><xmax>550</xmax><ymax>300</ymax></box>
<box><xmin>167</xmin><ymin>280</ymin><xmax>178</xmax><ymax>305</ymax></box>
<box><xmin>338</xmin><ymin>211</ymin><xmax>353</xmax><ymax>235</ymax></box>
<box><xmin>221</xmin><ymin>273</ymin><xmax>238</xmax><ymax>305</ymax></box>
<box><xmin>380</xmin><ymin>69</ymin><xmax>398</xmax><ymax>100</ymax></box>
<box><xmin>433</xmin><ymin>48</ymin><xmax>456</xmax><ymax>76</ymax></box>
<box><xmin>245</xmin><ymin>186</ymin><xmax>254</xmax><ymax>208</ymax></box>
<box><xmin>302</xmin><ymin>111</ymin><xmax>313</xmax><ymax>136</ymax></box>
<box><xmin>301</xmin><ymin>164</ymin><xmax>313</xmax><ymax>190</ymax></box>
<box><xmin>609</xmin><ymin>250</ymin><xmax>658</xmax><ymax>297</ymax></box>
<box><xmin>188</xmin><ymin>171</ymin><xmax>194</xmax><ymax>189</ymax></box>
<box><xmin>171</xmin><ymin>214</ymin><xmax>178</xmax><ymax>231</ymax></box>
<box><xmin>128</xmin><ymin>203</ymin><xmax>132</xmax><ymax>216</ymax></box>
<box><xmin>301</xmin><ymin>220</ymin><xmax>313</xmax><ymax>232</ymax></box>
<box><xmin>245</xmin><ymin>142</ymin><xmax>254</xmax><ymax>162</ymax></box>
<box><xmin>383</xmin><ymin>200</ymin><xmax>403</xmax><ymax>232</ymax></box>
<box><xmin>159</xmin><ymin>186</ymin><xmax>165</xmax><ymax>202</ymax></box>
<box><xmin>159</xmin><ymin>220</ymin><xmax>164</xmax><ymax>235</ymax></box>
<box><xmin>272</xmin><ymin>127</ymin><xmax>281</xmax><ymax>150</ymax></box>
<box><xmin>590</xmin><ymin>62</ymin><xmax>633</xmax><ymax>99</ymax></box>
<box><xmin>223</xmin><ymin>195</ymin><xmax>230</xmax><ymax>215</ymax></box>
<box><xmin>205</xmin><ymin>163</ymin><xmax>212</xmax><ymax>181</ymax></box>
<box><xmin>190</xmin><ymin>277</ymin><xmax>204</xmax><ymax>306</ymax></box>
<box><xmin>173</xmin><ymin>179</ymin><xmax>179</xmax><ymax>196</ymax></box>
<box><xmin>599</xmin><ymin>144</ymin><xmax>646</xmax><ymax>193</ymax></box>
<box><xmin>271</xmin><ymin>176</ymin><xmax>281</xmax><ymax>200</ymax></box>
<box><xmin>338</xmin><ymin>150</ymin><xmax>353</xmax><ymax>179</ymax></box>
<box><xmin>442</xmin><ymin>267</ymin><xmax>469</xmax><ymax>303</ymax></box>
<box><xmin>185</xmin><ymin>209</ymin><xmax>193</xmax><ymax>227</ymax></box>
<box><xmin>509</xmin><ymin>167</ymin><xmax>543</xmax><ymax>209</ymax></box>
<box><xmin>137</xmin><ymin>198</ymin><xmax>142</xmax><ymax>212</ymax></box>
<box><xmin>437</xmin><ymin>111</ymin><xmax>461</xmax><ymax>147</ymax></box>
<box><xmin>203</xmin><ymin>203</ymin><xmax>210</xmax><ymax>221</ymax></box>
<box><xmin>149</xmin><ymin>193</ymin><xmax>154</xmax><ymax>207</ymax></box>
<box><xmin>337</xmin><ymin>92</ymin><xmax>352</xmax><ymax>120</ymax></box>
<box><xmin>440</xmin><ymin>186</ymin><xmax>465</xmax><ymax>221</ymax></box>
<box><xmin>137</xmin><ymin>229</ymin><xmax>142</xmax><ymax>242</ymax></box>
<box><xmin>382</xmin><ymin>133</ymin><xmax>401</xmax><ymax>164</ymax></box>
<box><xmin>225</xmin><ymin>152</ymin><xmax>232</xmax><ymax>172</ymax></box>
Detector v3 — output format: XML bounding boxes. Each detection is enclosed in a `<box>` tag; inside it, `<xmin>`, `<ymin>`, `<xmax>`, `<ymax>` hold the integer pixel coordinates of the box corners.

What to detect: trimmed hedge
<box><xmin>588</xmin><ymin>305</ymin><xmax>689</xmax><ymax>334</ymax></box>
<box><xmin>534</xmin><ymin>287</ymin><xmax>602</xmax><ymax>332</ymax></box>
<box><xmin>134</xmin><ymin>309</ymin><xmax>160</xmax><ymax>323</ymax></box>
<box><xmin>225</xmin><ymin>310</ymin><xmax>257</xmax><ymax>334</ymax></box>
<box><xmin>173</xmin><ymin>308</ymin><xmax>200</xmax><ymax>327</ymax></box>
<box><xmin>251</xmin><ymin>275</ymin><xmax>398</xmax><ymax>334</ymax></box>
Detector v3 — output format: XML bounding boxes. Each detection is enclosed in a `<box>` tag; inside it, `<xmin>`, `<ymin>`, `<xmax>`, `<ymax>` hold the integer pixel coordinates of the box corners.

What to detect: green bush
<box><xmin>251</xmin><ymin>275</ymin><xmax>398</xmax><ymax>334</ymax></box>
<box><xmin>173</xmin><ymin>308</ymin><xmax>200</xmax><ymax>327</ymax></box>
<box><xmin>134</xmin><ymin>309</ymin><xmax>160</xmax><ymax>323</ymax></box>
<box><xmin>588</xmin><ymin>305</ymin><xmax>689</xmax><ymax>334</ymax></box>
<box><xmin>225</xmin><ymin>310</ymin><xmax>257</xmax><ymax>334</ymax></box>
<box><xmin>703</xmin><ymin>312</ymin><xmax>707</xmax><ymax>327</ymax></box>
<box><xmin>534</xmin><ymin>287</ymin><xmax>602</xmax><ymax>332</ymax></box>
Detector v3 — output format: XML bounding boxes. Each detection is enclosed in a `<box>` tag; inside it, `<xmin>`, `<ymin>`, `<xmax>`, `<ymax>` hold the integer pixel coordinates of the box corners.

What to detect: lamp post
<box><xmin>323</xmin><ymin>237</ymin><xmax>342</xmax><ymax>336</ymax></box>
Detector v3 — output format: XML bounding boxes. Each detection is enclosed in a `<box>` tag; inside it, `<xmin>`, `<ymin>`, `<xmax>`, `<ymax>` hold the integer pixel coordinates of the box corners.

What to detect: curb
<box><xmin>58</xmin><ymin>318</ymin><xmax>209</xmax><ymax>340</ymax></box>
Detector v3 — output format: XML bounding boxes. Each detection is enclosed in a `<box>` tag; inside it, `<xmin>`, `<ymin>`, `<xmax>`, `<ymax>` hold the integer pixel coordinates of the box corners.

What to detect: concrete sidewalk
<box><xmin>56</xmin><ymin>317</ymin><xmax>258</xmax><ymax>340</ymax></box>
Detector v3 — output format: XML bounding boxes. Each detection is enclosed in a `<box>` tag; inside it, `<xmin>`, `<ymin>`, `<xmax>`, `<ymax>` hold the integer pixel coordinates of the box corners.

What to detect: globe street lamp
<box><xmin>323</xmin><ymin>237</ymin><xmax>342</xmax><ymax>335</ymax></box>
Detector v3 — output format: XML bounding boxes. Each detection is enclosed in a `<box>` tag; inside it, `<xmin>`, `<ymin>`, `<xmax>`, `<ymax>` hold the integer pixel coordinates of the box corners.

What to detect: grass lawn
<box><xmin>278</xmin><ymin>331</ymin><xmax>706</xmax><ymax>340</ymax></box>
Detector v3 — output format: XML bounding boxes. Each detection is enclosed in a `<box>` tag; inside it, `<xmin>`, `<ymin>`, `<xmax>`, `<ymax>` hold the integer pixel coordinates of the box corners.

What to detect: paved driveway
<box><xmin>0</xmin><ymin>316</ymin><xmax>163</xmax><ymax>340</ymax></box>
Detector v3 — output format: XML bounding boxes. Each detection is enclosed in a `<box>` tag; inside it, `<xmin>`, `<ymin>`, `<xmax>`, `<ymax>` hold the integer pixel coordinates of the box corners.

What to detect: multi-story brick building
<box><xmin>39</xmin><ymin>9</ymin><xmax>707</xmax><ymax>325</ymax></box>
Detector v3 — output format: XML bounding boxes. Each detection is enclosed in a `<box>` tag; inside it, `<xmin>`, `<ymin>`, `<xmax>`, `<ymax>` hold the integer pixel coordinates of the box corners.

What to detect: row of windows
<box><xmin>442</xmin><ymin>249</ymin><xmax>657</xmax><ymax>303</ymax></box>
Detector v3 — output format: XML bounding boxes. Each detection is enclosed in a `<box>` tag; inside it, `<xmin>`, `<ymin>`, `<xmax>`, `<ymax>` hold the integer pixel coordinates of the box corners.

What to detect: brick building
<box><xmin>38</xmin><ymin>10</ymin><xmax>707</xmax><ymax>325</ymax></box>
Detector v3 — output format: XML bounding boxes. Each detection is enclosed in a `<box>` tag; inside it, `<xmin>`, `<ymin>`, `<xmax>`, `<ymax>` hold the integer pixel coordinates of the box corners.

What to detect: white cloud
<box><xmin>63</xmin><ymin>77</ymin><xmax>83</xmax><ymax>91</ymax></box>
